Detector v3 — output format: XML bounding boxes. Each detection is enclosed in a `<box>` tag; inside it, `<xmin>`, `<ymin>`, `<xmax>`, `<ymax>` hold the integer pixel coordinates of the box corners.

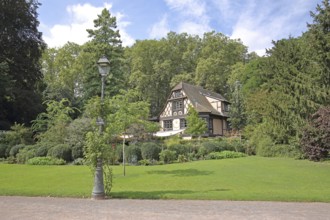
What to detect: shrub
<box><xmin>27</xmin><ymin>157</ymin><xmax>66</xmax><ymax>165</ymax></box>
<box><xmin>201</xmin><ymin>141</ymin><xmax>221</xmax><ymax>153</ymax></box>
<box><xmin>16</xmin><ymin>145</ymin><xmax>37</xmax><ymax>164</ymax></box>
<box><xmin>141</xmin><ymin>142</ymin><xmax>162</xmax><ymax>160</ymax></box>
<box><xmin>206</xmin><ymin>151</ymin><xmax>246</xmax><ymax>160</ymax></box>
<box><xmin>255</xmin><ymin>135</ymin><xmax>275</xmax><ymax>157</ymax></box>
<box><xmin>72</xmin><ymin>158</ymin><xmax>85</xmax><ymax>165</ymax></box>
<box><xmin>35</xmin><ymin>144</ymin><xmax>49</xmax><ymax>157</ymax></box>
<box><xmin>0</xmin><ymin>143</ymin><xmax>8</xmax><ymax>158</ymax></box>
<box><xmin>177</xmin><ymin>154</ymin><xmax>187</xmax><ymax>163</ymax></box>
<box><xmin>159</xmin><ymin>150</ymin><xmax>176</xmax><ymax>164</ymax></box>
<box><xmin>197</xmin><ymin>146</ymin><xmax>207</xmax><ymax>159</ymax></box>
<box><xmin>47</xmin><ymin>144</ymin><xmax>72</xmax><ymax>162</ymax></box>
<box><xmin>126</xmin><ymin>145</ymin><xmax>142</xmax><ymax>165</ymax></box>
<box><xmin>167</xmin><ymin>144</ymin><xmax>190</xmax><ymax>156</ymax></box>
<box><xmin>9</xmin><ymin>144</ymin><xmax>25</xmax><ymax>157</ymax></box>
<box><xmin>300</xmin><ymin>106</ymin><xmax>330</xmax><ymax>161</ymax></box>
<box><xmin>138</xmin><ymin>159</ymin><xmax>151</xmax><ymax>166</ymax></box>
<box><xmin>71</xmin><ymin>145</ymin><xmax>84</xmax><ymax>160</ymax></box>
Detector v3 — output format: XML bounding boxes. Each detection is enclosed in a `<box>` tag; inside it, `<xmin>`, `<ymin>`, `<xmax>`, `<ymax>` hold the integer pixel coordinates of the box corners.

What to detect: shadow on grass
<box><xmin>147</xmin><ymin>169</ymin><xmax>213</xmax><ymax>177</ymax></box>
<box><xmin>111</xmin><ymin>188</ymin><xmax>230</xmax><ymax>199</ymax></box>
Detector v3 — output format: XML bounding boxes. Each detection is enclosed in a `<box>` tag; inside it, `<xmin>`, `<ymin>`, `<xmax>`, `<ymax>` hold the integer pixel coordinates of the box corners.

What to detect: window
<box><xmin>173</xmin><ymin>100</ymin><xmax>183</xmax><ymax>111</ymax></box>
<box><xmin>180</xmin><ymin>118</ymin><xmax>187</xmax><ymax>129</ymax></box>
<box><xmin>163</xmin><ymin>120</ymin><xmax>173</xmax><ymax>131</ymax></box>
<box><xmin>223</xmin><ymin>103</ymin><xmax>229</xmax><ymax>112</ymax></box>
<box><xmin>173</xmin><ymin>90</ymin><xmax>182</xmax><ymax>98</ymax></box>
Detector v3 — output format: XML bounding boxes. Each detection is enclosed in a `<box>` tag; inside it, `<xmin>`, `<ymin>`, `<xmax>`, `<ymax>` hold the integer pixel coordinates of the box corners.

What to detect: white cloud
<box><xmin>178</xmin><ymin>21</ymin><xmax>211</xmax><ymax>36</ymax></box>
<box><xmin>149</xmin><ymin>15</ymin><xmax>170</xmax><ymax>39</ymax></box>
<box><xmin>163</xmin><ymin>0</ymin><xmax>211</xmax><ymax>37</ymax></box>
<box><xmin>229</xmin><ymin>0</ymin><xmax>316</xmax><ymax>55</ymax></box>
<box><xmin>42</xmin><ymin>2</ymin><xmax>134</xmax><ymax>48</ymax></box>
<box><xmin>165</xmin><ymin>0</ymin><xmax>206</xmax><ymax>17</ymax></box>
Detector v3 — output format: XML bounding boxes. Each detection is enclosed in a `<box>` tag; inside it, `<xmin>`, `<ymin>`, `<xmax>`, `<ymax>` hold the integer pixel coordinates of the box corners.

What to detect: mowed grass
<box><xmin>0</xmin><ymin>157</ymin><xmax>329</xmax><ymax>202</ymax></box>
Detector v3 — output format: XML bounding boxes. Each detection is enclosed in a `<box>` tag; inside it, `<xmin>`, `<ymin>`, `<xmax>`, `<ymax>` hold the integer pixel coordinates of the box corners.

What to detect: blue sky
<box><xmin>38</xmin><ymin>0</ymin><xmax>322</xmax><ymax>55</ymax></box>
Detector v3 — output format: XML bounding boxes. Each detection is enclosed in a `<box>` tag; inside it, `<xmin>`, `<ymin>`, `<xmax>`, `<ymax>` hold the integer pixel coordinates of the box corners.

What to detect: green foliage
<box><xmin>47</xmin><ymin>144</ymin><xmax>72</xmax><ymax>162</ymax></box>
<box><xmin>84</xmin><ymin>131</ymin><xmax>115</xmax><ymax>168</ymax></box>
<box><xmin>206</xmin><ymin>151</ymin><xmax>246</xmax><ymax>160</ymax></box>
<box><xmin>125</xmin><ymin>145</ymin><xmax>142</xmax><ymax>164</ymax></box>
<box><xmin>16</xmin><ymin>145</ymin><xmax>37</xmax><ymax>164</ymax></box>
<box><xmin>0</xmin><ymin>0</ymin><xmax>45</xmax><ymax>129</ymax></box>
<box><xmin>177</xmin><ymin>154</ymin><xmax>188</xmax><ymax>163</ymax></box>
<box><xmin>300</xmin><ymin>106</ymin><xmax>330</xmax><ymax>161</ymax></box>
<box><xmin>103</xmin><ymin>165</ymin><xmax>113</xmax><ymax>197</ymax></box>
<box><xmin>9</xmin><ymin>144</ymin><xmax>25</xmax><ymax>157</ymax></box>
<box><xmin>1</xmin><ymin>124</ymin><xmax>34</xmax><ymax>150</ymax></box>
<box><xmin>167</xmin><ymin>144</ymin><xmax>190</xmax><ymax>157</ymax></box>
<box><xmin>138</xmin><ymin>159</ymin><xmax>152</xmax><ymax>166</ymax></box>
<box><xmin>72</xmin><ymin>158</ymin><xmax>85</xmax><ymax>165</ymax></box>
<box><xmin>27</xmin><ymin>157</ymin><xmax>66</xmax><ymax>165</ymax></box>
<box><xmin>185</xmin><ymin>105</ymin><xmax>208</xmax><ymax>136</ymax></box>
<box><xmin>307</xmin><ymin>0</ymin><xmax>330</xmax><ymax>94</ymax></box>
<box><xmin>41</xmin><ymin>43</ymin><xmax>81</xmax><ymax>103</ymax></box>
<box><xmin>66</xmin><ymin>118</ymin><xmax>93</xmax><ymax>160</ymax></box>
<box><xmin>159</xmin><ymin>150</ymin><xmax>177</xmax><ymax>164</ymax></box>
<box><xmin>0</xmin><ymin>144</ymin><xmax>7</xmax><ymax>158</ymax></box>
<box><xmin>140</xmin><ymin>142</ymin><xmax>162</xmax><ymax>161</ymax></box>
<box><xmin>228</xmin><ymin>81</ymin><xmax>246</xmax><ymax>133</ymax></box>
<box><xmin>195</xmin><ymin>31</ymin><xmax>247</xmax><ymax>95</ymax></box>
<box><xmin>32</xmin><ymin>99</ymin><xmax>77</xmax><ymax>145</ymax></box>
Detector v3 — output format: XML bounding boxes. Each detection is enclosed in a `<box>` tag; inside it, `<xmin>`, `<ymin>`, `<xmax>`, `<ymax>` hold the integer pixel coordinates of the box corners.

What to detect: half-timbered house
<box><xmin>155</xmin><ymin>82</ymin><xmax>230</xmax><ymax>137</ymax></box>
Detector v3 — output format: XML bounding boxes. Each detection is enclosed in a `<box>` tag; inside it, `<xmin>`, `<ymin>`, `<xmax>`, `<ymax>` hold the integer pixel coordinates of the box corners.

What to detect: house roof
<box><xmin>172</xmin><ymin>82</ymin><xmax>229</xmax><ymax>117</ymax></box>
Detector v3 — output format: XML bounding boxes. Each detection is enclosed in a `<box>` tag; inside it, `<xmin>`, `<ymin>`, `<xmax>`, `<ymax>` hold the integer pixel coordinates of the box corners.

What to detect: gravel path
<box><xmin>0</xmin><ymin>196</ymin><xmax>329</xmax><ymax>220</ymax></box>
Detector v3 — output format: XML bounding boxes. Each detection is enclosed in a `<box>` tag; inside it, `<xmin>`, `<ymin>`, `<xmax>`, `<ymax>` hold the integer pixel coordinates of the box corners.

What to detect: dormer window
<box><xmin>223</xmin><ymin>103</ymin><xmax>229</xmax><ymax>112</ymax></box>
<box><xmin>173</xmin><ymin>90</ymin><xmax>183</xmax><ymax>98</ymax></box>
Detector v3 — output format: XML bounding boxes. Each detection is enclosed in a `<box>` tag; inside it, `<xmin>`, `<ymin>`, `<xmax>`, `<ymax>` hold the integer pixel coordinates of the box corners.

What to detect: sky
<box><xmin>38</xmin><ymin>0</ymin><xmax>323</xmax><ymax>55</ymax></box>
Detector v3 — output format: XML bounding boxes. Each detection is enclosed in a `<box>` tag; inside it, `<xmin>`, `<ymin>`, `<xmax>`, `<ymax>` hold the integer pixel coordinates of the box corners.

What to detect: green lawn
<box><xmin>0</xmin><ymin>157</ymin><xmax>329</xmax><ymax>202</ymax></box>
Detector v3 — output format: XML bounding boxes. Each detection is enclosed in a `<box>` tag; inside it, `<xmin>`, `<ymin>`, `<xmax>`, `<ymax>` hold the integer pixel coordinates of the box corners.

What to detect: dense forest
<box><xmin>0</xmin><ymin>0</ymin><xmax>329</xmax><ymax>163</ymax></box>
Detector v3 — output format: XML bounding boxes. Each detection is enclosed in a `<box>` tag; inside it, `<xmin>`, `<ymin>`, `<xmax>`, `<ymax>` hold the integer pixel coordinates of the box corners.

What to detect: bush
<box><xmin>126</xmin><ymin>145</ymin><xmax>142</xmax><ymax>165</ymax></box>
<box><xmin>71</xmin><ymin>145</ymin><xmax>84</xmax><ymax>160</ymax></box>
<box><xmin>9</xmin><ymin>144</ymin><xmax>25</xmax><ymax>157</ymax></box>
<box><xmin>141</xmin><ymin>142</ymin><xmax>162</xmax><ymax>160</ymax></box>
<box><xmin>206</xmin><ymin>151</ymin><xmax>246</xmax><ymax>160</ymax></box>
<box><xmin>16</xmin><ymin>145</ymin><xmax>37</xmax><ymax>164</ymax></box>
<box><xmin>72</xmin><ymin>158</ymin><xmax>85</xmax><ymax>165</ymax></box>
<box><xmin>159</xmin><ymin>150</ymin><xmax>176</xmax><ymax>164</ymax></box>
<box><xmin>0</xmin><ymin>144</ymin><xmax>8</xmax><ymax>158</ymax></box>
<box><xmin>138</xmin><ymin>159</ymin><xmax>151</xmax><ymax>166</ymax></box>
<box><xmin>27</xmin><ymin>157</ymin><xmax>66</xmax><ymax>165</ymax></box>
<box><xmin>201</xmin><ymin>141</ymin><xmax>222</xmax><ymax>153</ymax></box>
<box><xmin>177</xmin><ymin>154</ymin><xmax>187</xmax><ymax>163</ymax></box>
<box><xmin>300</xmin><ymin>106</ymin><xmax>330</xmax><ymax>161</ymax></box>
<box><xmin>167</xmin><ymin>144</ymin><xmax>190</xmax><ymax>156</ymax></box>
<box><xmin>35</xmin><ymin>144</ymin><xmax>49</xmax><ymax>157</ymax></box>
<box><xmin>47</xmin><ymin>144</ymin><xmax>72</xmax><ymax>162</ymax></box>
<box><xmin>197</xmin><ymin>146</ymin><xmax>207</xmax><ymax>159</ymax></box>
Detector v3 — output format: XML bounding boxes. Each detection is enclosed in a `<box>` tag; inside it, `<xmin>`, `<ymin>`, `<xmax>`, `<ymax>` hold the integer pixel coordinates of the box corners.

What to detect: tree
<box><xmin>80</xmin><ymin>8</ymin><xmax>125</xmax><ymax>102</ymax></box>
<box><xmin>107</xmin><ymin>90</ymin><xmax>158</xmax><ymax>175</ymax></box>
<box><xmin>185</xmin><ymin>105</ymin><xmax>207</xmax><ymax>138</ymax></box>
<box><xmin>259</xmin><ymin>37</ymin><xmax>325</xmax><ymax>143</ymax></box>
<box><xmin>195</xmin><ymin>31</ymin><xmax>247</xmax><ymax>95</ymax></box>
<box><xmin>300</xmin><ymin>106</ymin><xmax>330</xmax><ymax>161</ymax></box>
<box><xmin>228</xmin><ymin>81</ymin><xmax>246</xmax><ymax>140</ymax></box>
<box><xmin>31</xmin><ymin>99</ymin><xmax>78</xmax><ymax>145</ymax></box>
<box><xmin>0</xmin><ymin>0</ymin><xmax>46</xmax><ymax>129</ymax></box>
<box><xmin>41</xmin><ymin>42</ymin><xmax>81</xmax><ymax>104</ymax></box>
<box><xmin>306</xmin><ymin>0</ymin><xmax>330</xmax><ymax>101</ymax></box>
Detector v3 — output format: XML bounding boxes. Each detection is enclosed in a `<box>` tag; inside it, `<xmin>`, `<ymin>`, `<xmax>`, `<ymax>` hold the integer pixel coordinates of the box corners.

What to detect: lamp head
<box><xmin>97</xmin><ymin>56</ymin><xmax>110</xmax><ymax>77</ymax></box>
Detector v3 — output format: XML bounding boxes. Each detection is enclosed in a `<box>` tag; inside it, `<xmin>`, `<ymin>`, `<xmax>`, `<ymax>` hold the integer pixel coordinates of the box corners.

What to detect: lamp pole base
<box><xmin>91</xmin><ymin>159</ymin><xmax>105</xmax><ymax>200</ymax></box>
